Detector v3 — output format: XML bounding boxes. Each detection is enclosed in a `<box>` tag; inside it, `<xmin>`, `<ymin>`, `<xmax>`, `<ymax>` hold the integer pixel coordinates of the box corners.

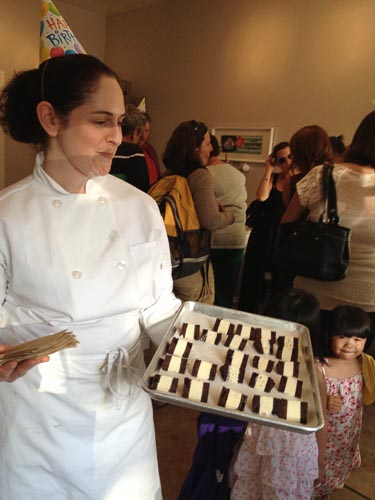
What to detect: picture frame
<box><xmin>212</xmin><ymin>127</ymin><xmax>275</xmax><ymax>163</ymax></box>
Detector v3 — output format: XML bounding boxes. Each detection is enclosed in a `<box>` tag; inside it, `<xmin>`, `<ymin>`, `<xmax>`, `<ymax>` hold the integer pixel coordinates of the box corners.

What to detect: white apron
<box><xmin>0</xmin><ymin>154</ymin><xmax>180</xmax><ymax>500</ymax></box>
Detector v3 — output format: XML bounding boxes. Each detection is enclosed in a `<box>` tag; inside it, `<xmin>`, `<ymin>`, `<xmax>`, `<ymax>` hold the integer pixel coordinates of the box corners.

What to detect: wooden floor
<box><xmin>154</xmin><ymin>403</ymin><xmax>375</xmax><ymax>500</ymax></box>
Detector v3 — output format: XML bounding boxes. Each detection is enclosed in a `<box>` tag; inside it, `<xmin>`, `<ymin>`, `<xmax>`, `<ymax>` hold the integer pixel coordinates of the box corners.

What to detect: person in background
<box><xmin>139</xmin><ymin>111</ymin><xmax>162</xmax><ymax>186</ymax></box>
<box><xmin>110</xmin><ymin>103</ymin><xmax>150</xmax><ymax>192</ymax></box>
<box><xmin>314</xmin><ymin>306</ymin><xmax>375</xmax><ymax>499</ymax></box>
<box><xmin>238</xmin><ymin>142</ymin><xmax>291</xmax><ymax>314</ymax></box>
<box><xmin>329</xmin><ymin>134</ymin><xmax>346</xmax><ymax>163</ymax></box>
<box><xmin>270</xmin><ymin>125</ymin><xmax>334</xmax><ymax>296</ymax></box>
<box><xmin>230</xmin><ymin>288</ymin><xmax>326</xmax><ymax>500</ymax></box>
<box><xmin>207</xmin><ymin>134</ymin><xmax>247</xmax><ymax>308</ymax></box>
<box><xmin>163</xmin><ymin>120</ymin><xmax>235</xmax><ymax>304</ymax></box>
<box><xmin>177</xmin><ymin>135</ymin><xmax>247</xmax><ymax>499</ymax></box>
<box><xmin>283</xmin><ymin>125</ymin><xmax>333</xmax><ymax>206</ymax></box>
<box><xmin>281</xmin><ymin>112</ymin><xmax>375</xmax><ymax>356</ymax></box>
<box><xmin>0</xmin><ymin>53</ymin><xmax>180</xmax><ymax>500</ymax></box>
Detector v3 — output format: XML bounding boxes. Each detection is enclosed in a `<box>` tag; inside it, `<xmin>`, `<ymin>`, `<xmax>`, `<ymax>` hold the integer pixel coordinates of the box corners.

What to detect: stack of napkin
<box><xmin>0</xmin><ymin>330</ymin><xmax>79</xmax><ymax>366</ymax></box>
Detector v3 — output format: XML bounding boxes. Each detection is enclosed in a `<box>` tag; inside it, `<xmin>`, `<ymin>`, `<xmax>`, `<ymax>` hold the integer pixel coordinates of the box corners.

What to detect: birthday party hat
<box><xmin>39</xmin><ymin>1</ymin><xmax>86</xmax><ymax>65</ymax></box>
<box><xmin>137</xmin><ymin>97</ymin><xmax>146</xmax><ymax>113</ymax></box>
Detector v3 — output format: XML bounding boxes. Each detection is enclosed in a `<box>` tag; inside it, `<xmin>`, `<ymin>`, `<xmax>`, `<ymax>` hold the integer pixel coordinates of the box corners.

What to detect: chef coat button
<box><xmin>53</xmin><ymin>199</ymin><xmax>62</xmax><ymax>207</ymax></box>
<box><xmin>98</xmin><ymin>196</ymin><xmax>107</xmax><ymax>205</ymax></box>
<box><xmin>109</xmin><ymin>230</ymin><xmax>119</xmax><ymax>240</ymax></box>
<box><xmin>116</xmin><ymin>261</ymin><xmax>126</xmax><ymax>270</ymax></box>
<box><xmin>72</xmin><ymin>270</ymin><xmax>82</xmax><ymax>279</ymax></box>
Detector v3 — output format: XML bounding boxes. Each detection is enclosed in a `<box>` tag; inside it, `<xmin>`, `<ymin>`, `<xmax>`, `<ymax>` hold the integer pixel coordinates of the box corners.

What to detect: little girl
<box><xmin>230</xmin><ymin>288</ymin><xmax>325</xmax><ymax>500</ymax></box>
<box><xmin>314</xmin><ymin>305</ymin><xmax>375</xmax><ymax>499</ymax></box>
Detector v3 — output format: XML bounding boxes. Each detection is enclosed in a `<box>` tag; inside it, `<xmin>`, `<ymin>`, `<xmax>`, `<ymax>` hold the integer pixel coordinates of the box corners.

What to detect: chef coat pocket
<box><xmin>128</xmin><ymin>240</ymin><xmax>161</xmax><ymax>300</ymax></box>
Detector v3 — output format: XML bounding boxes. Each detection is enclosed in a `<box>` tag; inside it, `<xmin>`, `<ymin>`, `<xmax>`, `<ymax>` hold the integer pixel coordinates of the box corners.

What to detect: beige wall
<box><xmin>0</xmin><ymin>0</ymin><xmax>106</xmax><ymax>186</ymax></box>
<box><xmin>106</xmin><ymin>0</ymin><xmax>375</xmax><ymax>200</ymax></box>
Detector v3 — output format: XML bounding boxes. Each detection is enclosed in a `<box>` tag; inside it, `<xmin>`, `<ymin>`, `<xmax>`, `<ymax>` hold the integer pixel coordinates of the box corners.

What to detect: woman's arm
<box><xmin>188</xmin><ymin>168</ymin><xmax>234</xmax><ymax>231</ymax></box>
<box><xmin>256</xmin><ymin>156</ymin><xmax>275</xmax><ymax>201</ymax></box>
<box><xmin>280</xmin><ymin>192</ymin><xmax>305</xmax><ymax>223</ymax></box>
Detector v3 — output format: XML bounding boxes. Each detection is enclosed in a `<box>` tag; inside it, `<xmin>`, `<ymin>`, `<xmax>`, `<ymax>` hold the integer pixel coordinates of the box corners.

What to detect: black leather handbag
<box><xmin>272</xmin><ymin>163</ymin><xmax>351</xmax><ymax>281</ymax></box>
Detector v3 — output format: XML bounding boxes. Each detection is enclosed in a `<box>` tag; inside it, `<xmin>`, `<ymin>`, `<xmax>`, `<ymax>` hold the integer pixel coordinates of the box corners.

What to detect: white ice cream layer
<box><xmin>157</xmin><ymin>375</ymin><xmax>174</xmax><ymax>392</ymax></box>
<box><xmin>225</xmin><ymin>390</ymin><xmax>242</xmax><ymax>410</ymax></box>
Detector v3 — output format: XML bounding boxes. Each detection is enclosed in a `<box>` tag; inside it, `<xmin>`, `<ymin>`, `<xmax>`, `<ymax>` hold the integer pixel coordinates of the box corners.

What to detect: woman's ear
<box><xmin>36</xmin><ymin>101</ymin><xmax>61</xmax><ymax>137</ymax></box>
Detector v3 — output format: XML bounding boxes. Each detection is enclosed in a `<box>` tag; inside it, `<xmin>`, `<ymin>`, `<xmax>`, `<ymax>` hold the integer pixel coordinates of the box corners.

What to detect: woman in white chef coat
<box><xmin>0</xmin><ymin>54</ymin><xmax>180</xmax><ymax>500</ymax></box>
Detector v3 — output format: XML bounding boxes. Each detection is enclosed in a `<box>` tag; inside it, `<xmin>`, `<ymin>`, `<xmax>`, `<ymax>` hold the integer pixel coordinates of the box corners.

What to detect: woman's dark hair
<box><xmin>163</xmin><ymin>120</ymin><xmax>208</xmax><ymax>177</ymax></box>
<box><xmin>344</xmin><ymin>111</ymin><xmax>375</xmax><ymax>167</ymax></box>
<box><xmin>209</xmin><ymin>133</ymin><xmax>220</xmax><ymax>157</ymax></box>
<box><xmin>0</xmin><ymin>54</ymin><xmax>120</xmax><ymax>148</ymax></box>
<box><xmin>264</xmin><ymin>288</ymin><xmax>320</xmax><ymax>355</ymax></box>
<box><xmin>329</xmin><ymin>135</ymin><xmax>345</xmax><ymax>155</ymax></box>
<box><xmin>272</xmin><ymin>141</ymin><xmax>290</xmax><ymax>157</ymax></box>
<box><xmin>320</xmin><ymin>306</ymin><xmax>374</xmax><ymax>360</ymax></box>
<box><xmin>290</xmin><ymin>125</ymin><xmax>333</xmax><ymax>175</ymax></box>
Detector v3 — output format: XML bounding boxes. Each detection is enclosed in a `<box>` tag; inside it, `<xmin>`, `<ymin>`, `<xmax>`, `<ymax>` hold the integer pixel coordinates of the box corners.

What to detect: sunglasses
<box><xmin>277</xmin><ymin>154</ymin><xmax>292</xmax><ymax>165</ymax></box>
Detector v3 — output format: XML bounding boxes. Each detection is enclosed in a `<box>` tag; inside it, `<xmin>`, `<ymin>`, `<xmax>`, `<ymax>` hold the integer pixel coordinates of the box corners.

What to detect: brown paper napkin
<box><xmin>0</xmin><ymin>330</ymin><xmax>79</xmax><ymax>366</ymax></box>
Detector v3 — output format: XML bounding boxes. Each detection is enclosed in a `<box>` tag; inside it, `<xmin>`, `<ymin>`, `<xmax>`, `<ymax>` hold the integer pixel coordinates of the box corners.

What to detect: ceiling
<box><xmin>62</xmin><ymin>0</ymin><xmax>165</xmax><ymax>15</ymax></box>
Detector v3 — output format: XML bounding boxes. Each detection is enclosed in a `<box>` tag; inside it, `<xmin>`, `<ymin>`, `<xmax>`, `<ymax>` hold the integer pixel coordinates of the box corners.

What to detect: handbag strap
<box><xmin>322</xmin><ymin>163</ymin><xmax>339</xmax><ymax>224</ymax></box>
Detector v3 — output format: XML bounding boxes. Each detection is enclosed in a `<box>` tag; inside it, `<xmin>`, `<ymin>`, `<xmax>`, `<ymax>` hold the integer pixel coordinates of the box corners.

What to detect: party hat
<box><xmin>40</xmin><ymin>1</ymin><xmax>86</xmax><ymax>65</ymax></box>
<box><xmin>137</xmin><ymin>97</ymin><xmax>146</xmax><ymax>113</ymax></box>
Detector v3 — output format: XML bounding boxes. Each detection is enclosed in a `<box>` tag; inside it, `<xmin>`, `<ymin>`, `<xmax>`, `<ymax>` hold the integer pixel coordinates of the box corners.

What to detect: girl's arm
<box><xmin>280</xmin><ymin>192</ymin><xmax>305</xmax><ymax>223</ymax></box>
<box><xmin>282</xmin><ymin>176</ymin><xmax>291</xmax><ymax>208</ymax></box>
<box><xmin>315</xmin><ymin>363</ymin><xmax>328</xmax><ymax>485</ymax></box>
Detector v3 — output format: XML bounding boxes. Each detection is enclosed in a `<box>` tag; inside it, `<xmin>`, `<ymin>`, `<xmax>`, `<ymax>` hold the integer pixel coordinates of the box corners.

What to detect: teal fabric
<box><xmin>210</xmin><ymin>248</ymin><xmax>244</xmax><ymax>308</ymax></box>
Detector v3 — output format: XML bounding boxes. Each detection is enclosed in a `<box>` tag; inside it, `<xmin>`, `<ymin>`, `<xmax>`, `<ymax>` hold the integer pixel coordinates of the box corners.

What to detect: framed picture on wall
<box><xmin>212</xmin><ymin>127</ymin><xmax>275</xmax><ymax>163</ymax></box>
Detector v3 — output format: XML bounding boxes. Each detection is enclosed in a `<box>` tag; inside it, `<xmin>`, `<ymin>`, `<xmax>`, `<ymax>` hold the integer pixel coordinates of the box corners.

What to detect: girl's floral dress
<box><xmin>229</xmin><ymin>423</ymin><xmax>318</xmax><ymax>499</ymax></box>
<box><xmin>314</xmin><ymin>363</ymin><xmax>363</xmax><ymax>497</ymax></box>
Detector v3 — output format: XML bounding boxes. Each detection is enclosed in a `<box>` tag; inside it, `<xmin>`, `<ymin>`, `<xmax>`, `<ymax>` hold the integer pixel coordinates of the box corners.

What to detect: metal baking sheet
<box><xmin>142</xmin><ymin>301</ymin><xmax>324</xmax><ymax>433</ymax></box>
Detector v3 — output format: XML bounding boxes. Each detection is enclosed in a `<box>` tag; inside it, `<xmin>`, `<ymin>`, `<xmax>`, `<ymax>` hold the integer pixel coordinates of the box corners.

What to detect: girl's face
<box><xmin>331</xmin><ymin>335</ymin><xmax>367</xmax><ymax>360</ymax></box>
<box><xmin>197</xmin><ymin>131</ymin><xmax>213</xmax><ymax>166</ymax></box>
<box><xmin>51</xmin><ymin>75</ymin><xmax>125</xmax><ymax>181</ymax></box>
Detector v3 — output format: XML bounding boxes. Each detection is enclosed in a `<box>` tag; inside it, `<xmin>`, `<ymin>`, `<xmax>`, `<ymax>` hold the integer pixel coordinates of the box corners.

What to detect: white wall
<box><xmin>105</xmin><ymin>0</ymin><xmax>375</xmax><ymax>200</ymax></box>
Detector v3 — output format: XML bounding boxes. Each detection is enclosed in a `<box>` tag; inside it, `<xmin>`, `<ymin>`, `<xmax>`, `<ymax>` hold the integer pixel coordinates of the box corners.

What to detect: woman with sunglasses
<box><xmin>239</xmin><ymin>142</ymin><xmax>292</xmax><ymax>314</ymax></box>
<box><xmin>257</xmin><ymin>142</ymin><xmax>292</xmax><ymax>202</ymax></box>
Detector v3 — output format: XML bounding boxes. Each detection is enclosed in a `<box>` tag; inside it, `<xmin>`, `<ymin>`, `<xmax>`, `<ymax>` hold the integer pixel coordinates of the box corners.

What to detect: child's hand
<box><xmin>314</xmin><ymin>461</ymin><xmax>325</xmax><ymax>488</ymax></box>
<box><xmin>327</xmin><ymin>395</ymin><xmax>343</xmax><ymax>413</ymax></box>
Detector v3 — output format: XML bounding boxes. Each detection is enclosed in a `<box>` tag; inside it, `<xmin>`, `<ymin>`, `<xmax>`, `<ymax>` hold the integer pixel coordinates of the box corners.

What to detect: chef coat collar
<box><xmin>33</xmin><ymin>152</ymin><xmax>107</xmax><ymax>195</ymax></box>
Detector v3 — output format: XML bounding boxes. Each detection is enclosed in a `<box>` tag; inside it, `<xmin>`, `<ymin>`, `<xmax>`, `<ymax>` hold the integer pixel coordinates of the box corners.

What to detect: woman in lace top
<box><xmin>282</xmin><ymin>111</ymin><xmax>375</xmax><ymax>356</ymax></box>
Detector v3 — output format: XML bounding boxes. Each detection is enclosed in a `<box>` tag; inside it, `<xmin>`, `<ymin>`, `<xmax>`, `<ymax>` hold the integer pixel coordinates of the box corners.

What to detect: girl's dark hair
<box><xmin>264</xmin><ymin>288</ymin><xmax>320</xmax><ymax>355</ymax></box>
<box><xmin>272</xmin><ymin>141</ymin><xmax>290</xmax><ymax>157</ymax></box>
<box><xmin>209</xmin><ymin>133</ymin><xmax>220</xmax><ymax>157</ymax></box>
<box><xmin>290</xmin><ymin>125</ymin><xmax>333</xmax><ymax>175</ymax></box>
<box><xmin>329</xmin><ymin>135</ymin><xmax>345</xmax><ymax>155</ymax></box>
<box><xmin>344</xmin><ymin>111</ymin><xmax>375</xmax><ymax>167</ymax></box>
<box><xmin>320</xmin><ymin>306</ymin><xmax>374</xmax><ymax>359</ymax></box>
<box><xmin>0</xmin><ymin>54</ymin><xmax>120</xmax><ymax>148</ymax></box>
<box><xmin>163</xmin><ymin>120</ymin><xmax>208</xmax><ymax>177</ymax></box>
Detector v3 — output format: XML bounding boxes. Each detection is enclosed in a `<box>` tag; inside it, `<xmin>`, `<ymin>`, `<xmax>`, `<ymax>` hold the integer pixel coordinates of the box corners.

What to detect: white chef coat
<box><xmin>0</xmin><ymin>153</ymin><xmax>180</xmax><ymax>500</ymax></box>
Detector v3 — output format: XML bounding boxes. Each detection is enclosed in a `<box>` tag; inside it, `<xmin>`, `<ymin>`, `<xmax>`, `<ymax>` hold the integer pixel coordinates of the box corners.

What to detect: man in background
<box><xmin>111</xmin><ymin>105</ymin><xmax>150</xmax><ymax>192</ymax></box>
<box><xmin>139</xmin><ymin>112</ymin><xmax>162</xmax><ymax>186</ymax></box>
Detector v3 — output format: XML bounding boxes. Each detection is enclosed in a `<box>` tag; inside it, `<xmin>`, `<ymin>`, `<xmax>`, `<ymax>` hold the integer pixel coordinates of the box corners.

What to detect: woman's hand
<box><xmin>256</xmin><ymin>155</ymin><xmax>275</xmax><ymax>201</ymax></box>
<box><xmin>0</xmin><ymin>345</ymin><xmax>49</xmax><ymax>383</ymax></box>
<box><xmin>264</xmin><ymin>154</ymin><xmax>276</xmax><ymax>172</ymax></box>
